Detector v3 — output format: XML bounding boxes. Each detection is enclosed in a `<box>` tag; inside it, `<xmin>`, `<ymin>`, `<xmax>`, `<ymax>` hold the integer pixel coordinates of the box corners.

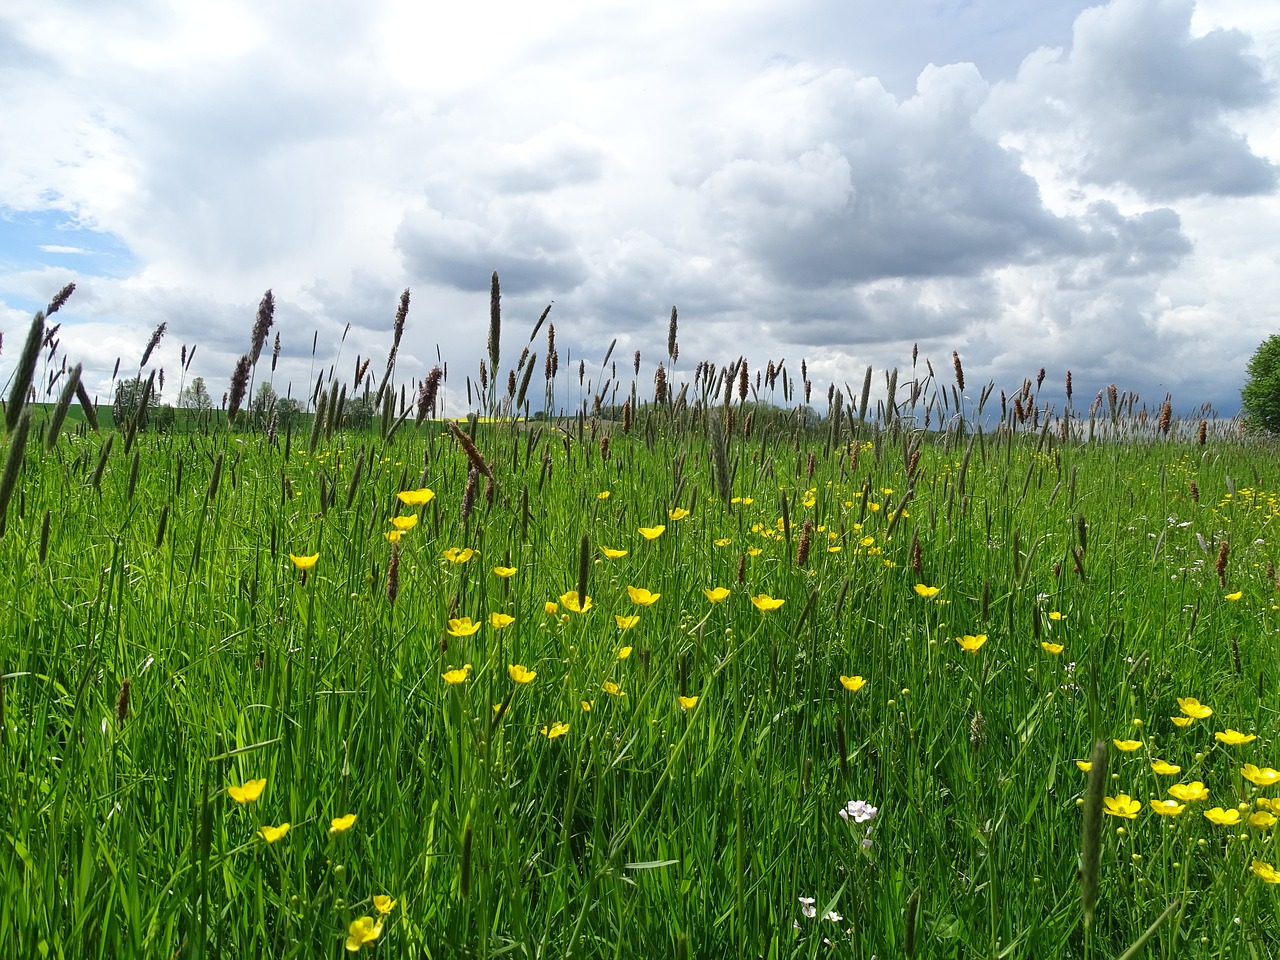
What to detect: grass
<box><xmin>1</xmin><ymin>306</ymin><xmax>1279</xmax><ymax>958</ymax></box>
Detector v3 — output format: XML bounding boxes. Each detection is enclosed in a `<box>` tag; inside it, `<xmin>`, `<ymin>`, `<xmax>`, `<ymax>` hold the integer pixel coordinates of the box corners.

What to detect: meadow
<box><xmin>1</xmin><ymin>285</ymin><xmax>1278</xmax><ymax>958</ymax></box>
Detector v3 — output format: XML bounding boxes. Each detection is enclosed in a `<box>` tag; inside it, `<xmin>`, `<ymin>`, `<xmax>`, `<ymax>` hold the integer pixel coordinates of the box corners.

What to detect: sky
<box><xmin>2</xmin><ymin>0</ymin><xmax>1279</xmax><ymax>419</ymax></box>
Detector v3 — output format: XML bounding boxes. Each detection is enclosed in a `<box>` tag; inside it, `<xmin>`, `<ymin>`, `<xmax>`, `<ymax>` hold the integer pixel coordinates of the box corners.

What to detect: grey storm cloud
<box><xmin>990</xmin><ymin>0</ymin><xmax>1277</xmax><ymax>200</ymax></box>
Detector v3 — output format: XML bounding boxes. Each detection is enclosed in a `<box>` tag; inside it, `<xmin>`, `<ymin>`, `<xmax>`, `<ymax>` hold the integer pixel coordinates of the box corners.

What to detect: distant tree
<box><xmin>250</xmin><ymin>381</ymin><xmax>278</xmax><ymax>420</ymax></box>
<box><xmin>179</xmin><ymin>376</ymin><xmax>213</xmax><ymax>410</ymax></box>
<box><xmin>113</xmin><ymin>376</ymin><xmax>159</xmax><ymax>430</ymax></box>
<box><xmin>344</xmin><ymin>394</ymin><xmax>377</xmax><ymax>430</ymax></box>
<box><xmin>275</xmin><ymin>396</ymin><xmax>305</xmax><ymax>430</ymax></box>
<box><xmin>1241</xmin><ymin>334</ymin><xmax>1280</xmax><ymax>434</ymax></box>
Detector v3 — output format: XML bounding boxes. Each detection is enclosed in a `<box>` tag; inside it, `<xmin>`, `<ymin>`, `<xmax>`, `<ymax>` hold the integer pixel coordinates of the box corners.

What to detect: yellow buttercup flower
<box><xmin>397</xmin><ymin>488</ymin><xmax>435</xmax><ymax>505</ymax></box>
<box><xmin>617</xmin><ymin>646</ymin><xmax>633</xmax><ymax>660</ymax></box>
<box><xmin>447</xmin><ymin>617</ymin><xmax>481</xmax><ymax>637</ymax></box>
<box><xmin>597</xmin><ymin>491</ymin><xmax>611</xmax><ymax>500</ymax></box>
<box><xmin>615</xmin><ymin>615</ymin><xmax>639</xmax><ymax>630</ymax></box>
<box><xmin>1171</xmin><ymin>716</ymin><xmax>1194</xmax><ymax>727</ymax></box>
<box><xmin>600</xmin><ymin>547</ymin><xmax>628</xmax><ymax>559</ymax></box>
<box><xmin>493</xmin><ymin>566</ymin><xmax>518</xmax><ymax>578</ymax></box>
<box><xmin>1150</xmin><ymin>760</ymin><xmax>1181</xmax><ymax>775</ymax></box>
<box><xmin>669</xmin><ymin>507</ymin><xmax>690</xmax><ymax>521</ymax></box>
<box><xmin>913</xmin><ymin>584</ymin><xmax>939</xmax><ymax>598</ymax></box>
<box><xmin>839</xmin><ymin>675</ymin><xmax>866</xmax><ymax>693</ymax></box>
<box><xmin>638</xmin><ymin>525</ymin><xmax>666</xmax><ymax>540</ymax></box>
<box><xmin>345</xmin><ymin>915</ymin><xmax>384</xmax><ymax>952</ymax></box>
<box><xmin>258</xmin><ymin>823</ymin><xmax>290</xmax><ymax>843</ymax></box>
<box><xmin>581</xmin><ymin>700</ymin><xmax>593</xmax><ymax>712</ymax></box>
<box><xmin>714</xmin><ymin>538</ymin><xmax>732</xmax><ymax>547</ymax></box>
<box><xmin>1112</xmin><ymin>739</ymin><xmax>1141</xmax><ymax>753</ymax></box>
<box><xmin>956</xmin><ymin>634</ymin><xmax>987</xmax><ymax>654</ymax></box>
<box><xmin>1249</xmin><ymin>811</ymin><xmax>1278</xmax><ymax>829</ymax></box>
<box><xmin>627</xmin><ymin>586</ymin><xmax>660</xmax><ymax>606</ymax></box>
<box><xmin>1251</xmin><ymin>860</ymin><xmax>1280</xmax><ymax>884</ymax></box>
<box><xmin>747</xmin><ymin>546</ymin><xmax>763</xmax><ymax>557</ymax></box>
<box><xmin>1076</xmin><ymin>760</ymin><xmax>1093</xmax><ymax>772</ymax></box>
<box><xmin>1103</xmin><ymin>795</ymin><xmax>1141</xmax><ymax>819</ymax></box>
<box><xmin>731</xmin><ymin>496</ymin><xmax>753</xmax><ymax>505</ymax></box>
<box><xmin>751</xmin><ymin>594</ymin><xmax>784</xmax><ymax>612</ymax></box>
<box><xmin>289</xmin><ymin>553</ymin><xmax>319</xmax><ymax>571</ymax></box>
<box><xmin>384</xmin><ymin>530</ymin><xmax>402</xmax><ymax>543</ymax></box>
<box><xmin>330</xmin><ymin>814</ymin><xmax>357</xmax><ymax>834</ymax></box>
<box><xmin>1176</xmin><ymin>697</ymin><xmax>1213</xmax><ymax>718</ymax></box>
<box><xmin>678</xmin><ymin>695</ymin><xmax>698</xmax><ymax>710</ymax></box>
<box><xmin>228</xmin><ymin>778</ymin><xmax>267</xmax><ymax>804</ymax></box>
<box><xmin>542</xmin><ymin>721</ymin><xmax>569</xmax><ymax>739</ymax></box>
<box><xmin>1242</xmin><ymin>764</ymin><xmax>1280</xmax><ymax>787</ymax></box>
<box><xmin>1224</xmin><ymin>591</ymin><xmax>1243</xmax><ymax>601</ymax></box>
<box><xmin>559</xmin><ymin>591</ymin><xmax>592</xmax><ymax>613</ymax></box>
<box><xmin>1168</xmin><ymin>781</ymin><xmax>1209</xmax><ymax>802</ymax></box>
<box><xmin>391</xmin><ymin>514</ymin><xmax>418</xmax><ymax>531</ymax></box>
<box><xmin>373</xmin><ymin>895</ymin><xmax>396</xmax><ymax>915</ymax></box>
<box><xmin>1048</xmin><ymin>611</ymin><xmax>1065</xmax><ymax>621</ymax></box>
<box><xmin>1041</xmin><ymin>642</ymin><xmax>1064</xmax><ymax>655</ymax></box>
<box><xmin>603</xmin><ymin>680</ymin><xmax>624</xmax><ymax>697</ymax></box>
<box><xmin>1204</xmin><ymin>807</ymin><xmax>1241</xmax><ymax>826</ymax></box>
<box><xmin>1215</xmin><ymin>729</ymin><xmax>1257</xmax><ymax>745</ymax></box>
<box><xmin>489</xmin><ymin>612</ymin><xmax>515</xmax><ymax>629</ymax></box>
<box><xmin>544</xmin><ymin>601</ymin><xmax>559</xmax><ymax>615</ymax></box>
<box><xmin>508</xmin><ymin>664</ymin><xmax>536</xmax><ymax>684</ymax></box>
<box><xmin>703</xmin><ymin>587</ymin><xmax>730</xmax><ymax>603</ymax></box>
<box><xmin>442</xmin><ymin>663</ymin><xmax>473</xmax><ymax>684</ymax></box>
<box><xmin>1150</xmin><ymin>799</ymin><xmax>1185</xmax><ymax>816</ymax></box>
<box><xmin>443</xmin><ymin>547</ymin><xmax>477</xmax><ymax>563</ymax></box>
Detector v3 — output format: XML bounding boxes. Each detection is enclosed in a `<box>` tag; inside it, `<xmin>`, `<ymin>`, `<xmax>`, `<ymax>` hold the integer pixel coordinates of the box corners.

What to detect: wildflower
<box><xmin>258</xmin><ymin>823</ymin><xmax>290</xmax><ymax>843</ymax></box>
<box><xmin>559</xmin><ymin>590</ymin><xmax>592</xmax><ymax>613</ymax></box>
<box><xmin>731</xmin><ymin>496</ymin><xmax>753</xmax><ymax>505</ymax></box>
<box><xmin>617</xmin><ymin>646</ymin><xmax>633</xmax><ymax>660</ymax></box>
<box><xmin>714</xmin><ymin>538</ymin><xmax>732</xmax><ymax>547</ymax></box>
<box><xmin>508</xmin><ymin>664</ymin><xmax>536</xmax><ymax>684</ymax></box>
<box><xmin>493</xmin><ymin>566</ymin><xmax>517</xmax><ymax>578</ymax></box>
<box><xmin>615</xmin><ymin>615</ymin><xmax>639</xmax><ymax>630</ymax></box>
<box><xmin>597</xmin><ymin>491</ymin><xmax>610</xmax><ymax>500</ymax></box>
<box><xmin>678</xmin><ymin>695</ymin><xmax>698</xmax><ymax>710</ymax></box>
<box><xmin>390</xmin><ymin>515</ymin><xmax>418</xmax><ymax>531</ymax></box>
<box><xmin>489</xmin><ymin>613</ymin><xmax>515</xmax><ymax>630</ymax></box>
<box><xmin>839</xmin><ymin>800</ymin><xmax>878</xmax><ymax>823</ymax></box>
<box><xmin>1171</xmin><ymin>716</ymin><xmax>1194</xmax><ymax>728</ymax></box>
<box><xmin>824</xmin><ymin>911</ymin><xmax>842</xmax><ymax>923</ymax></box>
<box><xmin>1076</xmin><ymin>760</ymin><xmax>1093</xmax><ymax>772</ymax></box>
<box><xmin>913</xmin><ymin>584</ymin><xmax>939</xmax><ymax>598</ymax></box>
<box><xmin>1216</xmin><ymin>729</ymin><xmax>1257</xmax><ymax>745</ymax></box>
<box><xmin>447</xmin><ymin>617</ymin><xmax>481</xmax><ymax>637</ymax></box>
<box><xmin>956</xmin><ymin>634</ymin><xmax>987</xmax><ymax>654</ymax></box>
<box><xmin>839</xmin><ymin>675</ymin><xmax>866</xmax><ymax>693</ymax></box>
<box><xmin>442</xmin><ymin>664</ymin><xmax>473</xmax><ymax>684</ymax></box>
<box><xmin>669</xmin><ymin>507</ymin><xmax>690</xmax><ymax>520</ymax></box>
<box><xmin>1176</xmin><ymin>697</ymin><xmax>1213</xmax><ymax>718</ymax></box>
<box><xmin>600</xmin><ymin>547</ymin><xmax>628</xmax><ymax>559</ymax></box>
<box><xmin>638</xmin><ymin>525</ymin><xmax>666</xmax><ymax>540</ymax></box>
<box><xmin>330</xmin><ymin>814</ymin><xmax>357</xmax><ymax>834</ymax></box>
<box><xmin>1113</xmin><ymin>739</ymin><xmax>1141</xmax><ymax>752</ymax></box>
<box><xmin>1204</xmin><ymin>807</ymin><xmax>1241</xmax><ymax>826</ymax></box>
<box><xmin>750</xmin><ymin>594</ymin><xmax>784</xmax><ymax>612</ymax></box>
<box><xmin>581</xmin><ymin>700</ymin><xmax>593</xmax><ymax>711</ymax></box>
<box><xmin>1168</xmin><ymin>782</ymin><xmax>1209</xmax><ymax>802</ymax></box>
<box><xmin>798</xmin><ymin>896</ymin><xmax>817</xmax><ymax>919</ymax></box>
<box><xmin>289</xmin><ymin>553</ymin><xmax>319</xmax><ymax>571</ymax></box>
<box><xmin>603</xmin><ymin>680</ymin><xmax>624</xmax><ymax>697</ymax></box>
<box><xmin>397</xmin><ymin>488</ymin><xmax>435</xmax><ymax>505</ymax></box>
<box><xmin>1150</xmin><ymin>799</ymin><xmax>1185</xmax><ymax>816</ymax></box>
<box><xmin>1249</xmin><ymin>811</ymin><xmax>1278</xmax><ymax>829</ymax></box>
<box><xmin>1242</xmin><ymin>764</ymin><xmax>1280</xmax><ymax>787</ymax></box>
<box><xmin>1048</xmin><ymin>611</ymin><xmax>1065</xmax><ymax>621</ymax></box>
<box><xmin>1258</xmin><ymin>797</ymin><xmax>1279</xmax><ymax>813</ymax></box>
<box><xmin>345</xmin><ymin>916</ymin><xmax>384</xmax><ymax>952</ymax></box>
<box><xmin>747</xmin><ymin>546</ymin><xmax>762</xmax><ymax>557</ymax></box>
<box><xmin>373</xmin><ymin>895</ymin><xmax>396</xmax><ymax>915</ymax></box>
<box><xmin>1150</xmin><ymin>760</ymin><xmax>1181</xmax><ymax>775</ymax></box>
<box><xmin>228</xmin><ymin>778</ymin><xmax>267</xmax><ymax>804</ymax></box>
<box><xmin>703</xmin><ymin>587</ymin><xmax>730</xmax><ymax>603</ymax></box>
<box><xmin>384</xmin><ymin>530</ymin><xmax>402</xmax><ymax>543</ymax></box>
<box><xmin>627</xmin><ymin>586</ymin><xmax>660</xmax><ymax>606</ymax></box>
<box><xmin>542</xmin><ymin>721</ymin><xmax>569</xmax><ymax>739</ymax></box>
<box><xmin>1225</xmin><ymin>591</ymin><xmax>1243</xmax><ymax>601</ymax></box>
<box><xmin>1103</xmin><ymin>795</ymin><xmax>1141</xmax><ymax>819</ymax></box>
<box><xmin>1252</xmin><ymin>861</ymin><xmax>1280</xmax><ymax>884</ymax></box>
<box><xmin>544</xmin><ymin>602</ymin><xmax>558</xmax><ymax>615</ymax></box>
<box><xmin>443</xmin><ymin>547</ymin><xmax>477</xmax><ymax>563</ymax></box>
<box><xmin>1041</xmin><ymin>642</ymin><xmax>1064</xmax><ymax>655</ymax></box>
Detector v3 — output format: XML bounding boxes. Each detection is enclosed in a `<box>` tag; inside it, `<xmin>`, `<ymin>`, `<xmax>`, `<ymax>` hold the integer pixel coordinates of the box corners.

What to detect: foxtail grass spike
<box><xmin>46</xmin><ymin>282</ymin><xmax>75</xmax><ymax>316</ymax></box>
<box><xmin>6</xmin><ymin>311</ymin><xmax>44</xmax><ymax>433</ymax></box>
<box><xmin>1080</xmin><ymin>738</ymin><xmax>1107</xmax><ymax>929</ymax></box>
<box><xmin>0</xmin><ymin>409</ymin><xmax>32</xmax><ymax>537</ymax></box>
<box><xmin>488</xmin><ymin>272</ymin><xmax>501</xmax><ymax>379</ymax></box>
<box><xmin>45</xmin><ymin>363</ymin><xmax>82</xmax><ymax>451</ymax></box>
<box><xmin>140</xmin><ymin>322</ymin><xmax>167</xmax><ymax>369</ymax></box>
<box><xmin>576</xmin><ymin>533</ymin><xmax>590</xmax><ymax>608</ymax></box>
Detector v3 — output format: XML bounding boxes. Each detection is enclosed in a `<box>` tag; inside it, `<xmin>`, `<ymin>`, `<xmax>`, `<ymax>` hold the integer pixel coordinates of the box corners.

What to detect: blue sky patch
<box><xmin>0</xmin><ymin>207</ymin><xmax>136</xmax><ymax>279</ymax></box>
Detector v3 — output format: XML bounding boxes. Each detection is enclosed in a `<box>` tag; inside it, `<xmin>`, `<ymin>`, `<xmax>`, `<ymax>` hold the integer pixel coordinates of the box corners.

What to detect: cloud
<box><xmin>989</xmin><ymin>0</ymin><xmax>1277</xmax><ymax>200</ymax></box>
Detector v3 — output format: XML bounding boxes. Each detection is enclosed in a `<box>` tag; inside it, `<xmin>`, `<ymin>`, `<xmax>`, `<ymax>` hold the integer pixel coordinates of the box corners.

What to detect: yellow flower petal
<box><xmin>615</xmin><ymin>615</ymin><xmax>639</xmax><ymax>630</ymax></box>
<box><xmin>330</xmin><ymin>814</ymin><xmax>357</xmax><ymax>834</ymax></box>
<box><xmin>1112</xmin><ymin>739</ymin><xmax>1142</xmax><ymax>752</ymax></box>
<box><xmin>489</xmin><ymin>612</ymin><xmax>515</xmax><ymax>629</ymax></box>
<box><xmin>508</xmin><ymin>664</ymin><xmax>536</xmax><ymax>684</ymax></box>
<box><xmin>750</xmin><ymin>594</ymin><xmax>784</xmax><ymax>612</ymax></box>
<box><xmin>446</xmin><ymin>617</ymin><xmax>481</xmax><ymax>637</ymax></box>
<box><xmin>390</xmin><ymin>514</ymin><xmax>419</xmax><ymax>531</ymax></box>
<box><xmin>627</xmin><ymin>586</ymin><xmax>660</xmax><ymax>606</ymax></box>
<box><xmin>600</xmin><ymin>547</ymin><xmax>628</xmax><ymax>559</ymax></box>
<box><xmin>397</xmin><ymin>488</ymin><xmax>435</xmax><ymax>505</ymax></box>
<box><xmin>227</xmin><ymin>778</ymin><xmax>267</xmax><ymax>804</ymax></box>
<box><xmin>258</xmin><ymin>822</ymin><xmax>291</xmax><ymax>843</ymax></box>
<box><xmin>638</xmin><ymin>525</ymin><xmax>666</xmax><ymax>540</ymax></box>
<box><xmin>913</xmin><ymin>584</ymin><xmax>939</xmax><ymax>598</ymax></box>
<box><xmin>839</xmin><ymin>675</ymin><xmax>866</xmax><ymax>693</ymax></box>
<box><xmin>289</xmin><ymin>552</ymin><xmax>319</xmax><ymax>571</ymax></box>
<box><xmin>492</xmin><ymin>566</ymin><xmax>518</xmax><ymax>578</ymax></box>
<box><xmin>678</xmin><ymin>695</ymin><xmax>698</xmax><ymax>710</ymax></box>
